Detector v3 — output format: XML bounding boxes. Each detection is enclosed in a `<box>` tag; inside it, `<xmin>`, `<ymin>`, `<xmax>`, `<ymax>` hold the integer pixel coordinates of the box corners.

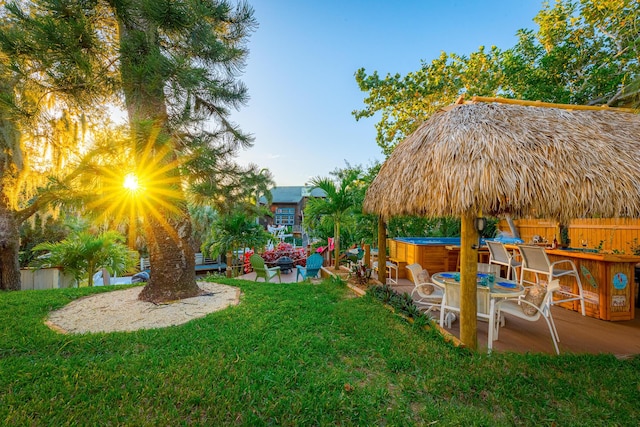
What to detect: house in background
<box><xmin>260</xmin><ymin>186</ymin><xmax>326</xmax><ymax>234</ymax></box>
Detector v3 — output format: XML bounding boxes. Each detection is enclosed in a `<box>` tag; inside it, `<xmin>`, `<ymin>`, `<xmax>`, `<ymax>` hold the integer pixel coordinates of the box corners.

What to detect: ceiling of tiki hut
<box><xmin>363</xmin><ymin>97</ymin><xmax>640</xmax><ymax>223</ymax></box>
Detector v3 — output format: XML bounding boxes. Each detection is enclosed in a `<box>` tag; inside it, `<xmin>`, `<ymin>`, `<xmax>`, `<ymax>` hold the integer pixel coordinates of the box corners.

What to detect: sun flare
<box><xmin>123</xmin><ymin>173</ymin><xmax>140</xmax><ymax>192</ymax></box>
<box><xmin>86</xmin><ymin>135</ymin><xmax>188</xmax><ymax>249</ymax></box>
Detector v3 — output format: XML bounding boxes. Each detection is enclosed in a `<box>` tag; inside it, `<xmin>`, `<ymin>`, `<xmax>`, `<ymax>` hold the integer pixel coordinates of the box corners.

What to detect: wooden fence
<box><xmin>499</xmin><ymin>218</ymin><xmax>640</xmax><ymax>254</ymax></box>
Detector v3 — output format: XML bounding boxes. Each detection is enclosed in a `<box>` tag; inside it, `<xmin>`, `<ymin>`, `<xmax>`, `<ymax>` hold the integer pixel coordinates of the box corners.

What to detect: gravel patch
<box><xmin>46</xmin><ymin>282</ymin><xmax>240</xmax><ymax>334</ymax></box>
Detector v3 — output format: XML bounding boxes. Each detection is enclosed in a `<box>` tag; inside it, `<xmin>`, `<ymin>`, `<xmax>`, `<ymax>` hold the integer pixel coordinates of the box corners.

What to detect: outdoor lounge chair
<box><xmin>489</xmin><ymin>279</ymin><xmax>561</xmax><ymax>354</ymax></box>
<box><xmin>296</xmin><ymin>253</ymin><xmax>324</xmax><ymax>282</ymax></box>
<box><xmin>405</xmin><ymin>263</ymin><xmax>444</xmax><ymax>316</ymax></box>
<box><xmin>249</xmin><ymin>254</ymin><xmax>281</xmax><ymax>283</ymax></box>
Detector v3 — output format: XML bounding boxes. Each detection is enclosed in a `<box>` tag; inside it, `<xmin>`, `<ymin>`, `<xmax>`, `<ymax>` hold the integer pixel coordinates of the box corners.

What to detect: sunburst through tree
<box><xmin>87</xmin><ymin>136</ymin><xmax>188</xmax><ymax>252</ymax></box>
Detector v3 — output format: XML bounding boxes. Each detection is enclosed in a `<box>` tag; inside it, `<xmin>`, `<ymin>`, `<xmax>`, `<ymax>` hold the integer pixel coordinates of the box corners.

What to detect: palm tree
<box><xmin>32</xmin><ymin>230</ymin><xmax>137</xmax><ymax>287</ymax></box>
<box><xmin>205</xmin><ymin>210</ymin><xmax>271</xmax><ymax>277</ymax></box>
<box><xmin>305</xmin><ymin>170</ymin><xmax>361</xmax><ymax>270</ymax></box>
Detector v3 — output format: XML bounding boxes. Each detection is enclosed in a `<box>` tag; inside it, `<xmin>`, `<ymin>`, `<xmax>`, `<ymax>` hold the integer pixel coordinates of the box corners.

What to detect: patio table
<box><xmin>432</xmin><ymin>272</ymin><xmax>525</xmax><ymax>347</ymax></box>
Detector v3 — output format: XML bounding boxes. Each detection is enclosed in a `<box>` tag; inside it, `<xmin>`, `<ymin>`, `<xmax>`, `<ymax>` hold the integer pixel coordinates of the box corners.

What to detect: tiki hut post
<box><xmin>377</xmin><ymin>216</ymin><xmax>387</xmax><ymax>283</ymax></box>
<box><xmin>460</xmin><ymin>212</ymin><xmax>479</xmax><ymax>349</ymax></box>
<box><xmin>334</xmin><ymin>222</ymin><xmax>341</xmax><ymax>271</ymax></box>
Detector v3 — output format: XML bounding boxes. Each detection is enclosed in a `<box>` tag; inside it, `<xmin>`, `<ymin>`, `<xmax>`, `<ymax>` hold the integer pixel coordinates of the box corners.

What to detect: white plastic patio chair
<box><xmin>517</xmin><ymin>245</ymin><xmax>586</xmax><ymax>316</ymax></box>
<box><xmin>405</xmin><ymin>263</ymin><xmax>444</xmax><ymax>316</ymax></box>
<box><xmin>438</xmin><ymin>278</ymin><xmax>491</xmax><ymax>328</ymax></box>
<box><xmin>489</xmin><ymin>279</ymin><xmax>561</xmax><ymax>354</ymax></box>
<box><xmin>486</xmin><ymin>240</ymin><xmax>522</xmax><ymax>281</ymax></box>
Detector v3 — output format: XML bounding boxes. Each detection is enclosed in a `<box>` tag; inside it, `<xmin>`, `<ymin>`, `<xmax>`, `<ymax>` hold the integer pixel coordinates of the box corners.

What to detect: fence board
<box><xmin>498</xmin><ymin>218</ymin><xmax>640</xmax><ymax>254</ymax></box>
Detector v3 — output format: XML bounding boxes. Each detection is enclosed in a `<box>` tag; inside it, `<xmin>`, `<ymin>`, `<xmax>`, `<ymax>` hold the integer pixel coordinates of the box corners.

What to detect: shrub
<box><xmin>367</xmin><ymin>284</ymin><xmax>432</xmax><ymax>323</ymax></box>
<box><xmin>260</xmin><ymin>242</ymin><xmax>306</xmax><ymax>266</ymax></box>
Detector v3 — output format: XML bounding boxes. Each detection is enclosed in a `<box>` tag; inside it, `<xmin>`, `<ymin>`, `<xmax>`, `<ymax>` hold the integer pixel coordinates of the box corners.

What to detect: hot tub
<box><xmin>394</xmin><ymin>237</ymin><xmax>465</xmax><ymax>246</ymax></box>
<box><xmin>390</xmin><ymin>236</ymin><xmax>522</xmax><ymax>278</ymax></box>
<box><xmin>389</xmin><ymin>237</ymin><xmax>467</xmax><ymax>278</ymax></box>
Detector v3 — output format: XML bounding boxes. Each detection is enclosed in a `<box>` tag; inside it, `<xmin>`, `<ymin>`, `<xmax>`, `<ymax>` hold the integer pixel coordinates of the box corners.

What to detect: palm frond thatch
<box><xmin>363</xmin><ymin>101</ymin><xmax>640</xmax><ymax>223</ymax></box>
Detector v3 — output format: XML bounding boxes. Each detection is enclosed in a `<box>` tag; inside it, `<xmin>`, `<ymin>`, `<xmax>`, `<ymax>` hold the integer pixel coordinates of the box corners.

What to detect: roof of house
<box><xmin>261</xmin><ymin>186</ymin><xmax>326</xmax><ymax>204</ymax></box>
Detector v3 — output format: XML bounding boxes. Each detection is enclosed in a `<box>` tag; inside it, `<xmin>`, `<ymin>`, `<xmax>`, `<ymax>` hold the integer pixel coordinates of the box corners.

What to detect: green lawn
<box><xmin>1</xmin><ymin>278</ymin><xmax>638</xmax><ymax>426</ymax></box>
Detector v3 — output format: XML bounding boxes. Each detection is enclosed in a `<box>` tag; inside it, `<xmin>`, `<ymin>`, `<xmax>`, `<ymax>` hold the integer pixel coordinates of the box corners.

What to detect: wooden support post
<box><xmin>226</xmin><ymin>252</ymin><xmax>232</xmax><ymax>278</ymax></box>
<box><xmin>378</xmin><ymin>216</ymin><xmax>387</xmax><ymax>283</ymax></box>
<box><xmin>334</xmin><ymin>222</ymin><xmax>341</xmax><ymax>271</ymax></box>
<box><xmin>363</xmin><ymin>244</ymin><xmax>371</xmax><ymax>268</ymax></box>
<box><xmin>101</xmin><ymin>268</ymin><xmax>111</xmax><ymax>286</ymax></box>
<box><xmin>460</xmin><ymin>212</ymin><xmax>479</xmax><ymax>350</ymax></box>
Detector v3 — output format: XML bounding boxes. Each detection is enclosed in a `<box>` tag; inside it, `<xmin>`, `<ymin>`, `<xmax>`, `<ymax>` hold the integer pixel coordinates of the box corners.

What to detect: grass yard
<box><xmin>1</xmin><ymin>277</ymin><xmax>639</xmax><ymax>426</ymax></box>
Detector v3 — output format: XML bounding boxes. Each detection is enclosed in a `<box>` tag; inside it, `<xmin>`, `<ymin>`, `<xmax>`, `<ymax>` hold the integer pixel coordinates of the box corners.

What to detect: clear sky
<box><xmin>230</xmin><ymin>0</ymin><xmax>545</xmax><ymax>186</ymax></box>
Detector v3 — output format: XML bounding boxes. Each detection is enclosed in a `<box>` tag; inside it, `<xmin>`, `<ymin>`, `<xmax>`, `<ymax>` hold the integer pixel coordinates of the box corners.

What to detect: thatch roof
<box><xmin>364</xmin><ymin>99</ymin><xmax>640</xmax><ymax>223</ymax></box>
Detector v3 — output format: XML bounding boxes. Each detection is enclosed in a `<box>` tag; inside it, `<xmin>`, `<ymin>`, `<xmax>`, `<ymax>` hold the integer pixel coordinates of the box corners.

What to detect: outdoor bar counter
<box><xmin>513</xmin><ymin>246</ymin><xmax>639</xmax><ymax>321</ymax></box>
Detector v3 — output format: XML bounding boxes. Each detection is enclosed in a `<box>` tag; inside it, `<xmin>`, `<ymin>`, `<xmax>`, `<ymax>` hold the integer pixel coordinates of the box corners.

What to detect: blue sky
<box><xmin>230</xmin><ymin>0</ymin><xmax>544</xmax><ymax>186</ymax></box>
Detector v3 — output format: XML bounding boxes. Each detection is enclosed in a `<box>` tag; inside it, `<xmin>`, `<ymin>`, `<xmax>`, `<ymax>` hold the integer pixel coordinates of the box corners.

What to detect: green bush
<box><xmin>31</xmin><ymin>230</ymin><xmax>137</xmax><ymax>287</ymax></box>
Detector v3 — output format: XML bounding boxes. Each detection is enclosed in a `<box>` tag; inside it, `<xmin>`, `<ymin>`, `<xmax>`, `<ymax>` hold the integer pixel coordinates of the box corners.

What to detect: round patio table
<box><xmin>432</xmin><ymin>272</ymin><xmax>525</xmax><ymax>352</ymax></box>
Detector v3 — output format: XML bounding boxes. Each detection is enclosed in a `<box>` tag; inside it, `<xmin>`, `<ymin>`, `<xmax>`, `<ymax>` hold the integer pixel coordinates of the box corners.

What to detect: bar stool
<box><xmin>517</xmin><ymin>245</ymin><xmax>586</xmax><ymax>316</ymax></box>
<box><xmin>486</xmin><ymin>241</ymin><xmax>522</xmax><ymax>281</ymax></box>
<box><xmin>373</xmin><ymin>261</ymin><xmax>398</xmax><ymax>284</ymax></box>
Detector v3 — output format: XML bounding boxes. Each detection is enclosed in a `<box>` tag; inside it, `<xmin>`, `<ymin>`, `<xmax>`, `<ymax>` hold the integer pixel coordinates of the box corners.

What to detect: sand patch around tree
<box><xmin>45</xmin><ymin>282</ymin><xmax>240</xmax><ymax>334</ymax></box>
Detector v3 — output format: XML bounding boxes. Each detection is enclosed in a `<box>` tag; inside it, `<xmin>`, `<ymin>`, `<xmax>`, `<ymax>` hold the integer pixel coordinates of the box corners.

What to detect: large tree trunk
<box><xmin>0</xmin><ymin>200</ymin><xmax>21</xmax><ymax>291</ymax></box>
<box><xmin>138</xmin><ymin>213</ymin><xmax>200</xmax><ymax>303</ymax></box>
<box><xmin>116</xmin><ymin>11</ymin><xmax>200</xmax><ymax>302</ymax></box>
<box><xmin>0</xmin><ymin>109</ymin><xmax>23</xmax><ymax>291</ymax></box>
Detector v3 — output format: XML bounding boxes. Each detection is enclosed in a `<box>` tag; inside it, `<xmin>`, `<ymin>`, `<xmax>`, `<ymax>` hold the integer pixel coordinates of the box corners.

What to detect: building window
<box><xmin>275</xmin><ymin>207</ymin><xmax>295</xmax><ymax>225</ymax></box>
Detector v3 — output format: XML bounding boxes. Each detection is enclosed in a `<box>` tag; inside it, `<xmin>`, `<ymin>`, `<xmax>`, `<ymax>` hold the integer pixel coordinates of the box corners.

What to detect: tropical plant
<box><xmin>205</xmin><ymin>210</ymin><xmax>271</xmax><ymax>277</ymax></box>
<box><xmin>1</xmin><ymin>1</ymin><xmax>263</xmax><ymax>302</ymax></box>
<box><xmin>31</xmin><ymin>230</ymin><xmax>137</xmax><ymax>287</ymax></box>
<box><xmin>305</xmin><ymin>170</ymin><xmax>362</xmax><ymax>271</ymax></box>
<box><xmin>349</xmin><ymin>263</ymin><xmax>372</xmax><ymax>286</ymax></box>
<box><xmin>367</xmin><ymin>284</ymin><xmax>431</xmax><ymax>322</ymax></box>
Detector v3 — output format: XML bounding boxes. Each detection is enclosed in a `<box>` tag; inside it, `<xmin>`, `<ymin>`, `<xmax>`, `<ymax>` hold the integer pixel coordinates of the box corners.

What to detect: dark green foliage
<box><xmin>481</xmin><ymin>217</ymin><xmax>499</xmax><ymax>239</ymax></box>
<box><xmin>385</xmin><ymin>216</ymin><xmax>499</xmax><ymax>239</ymax></box>
<box><xmin>19</xmin><ymin>213</ymin><xmax>68</xmax><ymax>267</ymax></box>
<box><xmin>367</xmin><ymin>284</ymin><xmax>432</xmax><ymax>323</ymax></box>
<box><xmin>204</xmin><ymin>210</ymin><xmax>271</xmax><ymax>259</ymax></box>
<box><xmin>387</xmin><ymin>216</ymin><xmax>462</xmax><ymax>238</ymax></box>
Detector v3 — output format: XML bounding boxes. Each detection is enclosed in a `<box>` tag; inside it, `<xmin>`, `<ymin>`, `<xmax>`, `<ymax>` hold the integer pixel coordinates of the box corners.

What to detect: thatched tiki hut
<box><xmin>363</xmin><ymin>97</ymin><xmax>640</xmax><ymax>350</ymax></box>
